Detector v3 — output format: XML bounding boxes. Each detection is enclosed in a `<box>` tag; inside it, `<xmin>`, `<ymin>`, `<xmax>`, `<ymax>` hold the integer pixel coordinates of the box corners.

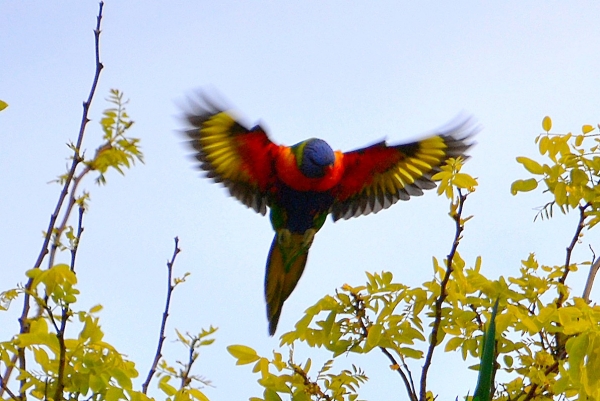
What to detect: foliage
<box><xmin>512</xmin><ymin>117</ymin><xmax>600</xmax><ymax>225</ymax></box>
<box><xmin>228</xmin><ymin>345</ymin><xmax>367</xmax><ymax>401</ymax></box>
<box><xmin>229</xmin><ymin>119</ymin><xmax>600</xmax><ymax>401</ymax></box>
<box><xmin>0</xmin><ymin>4</ymin><xmax>213</xmax><ymax>401</ymax></box>
<box><xmin>0</xmin><ymin>86</ymin><xmax>213</xmax><ymax>401</ymax></box>
<box><xmin>2</xmin><ymin>3</ymin><xmax>600</xmax><ymax>401</ymax></box>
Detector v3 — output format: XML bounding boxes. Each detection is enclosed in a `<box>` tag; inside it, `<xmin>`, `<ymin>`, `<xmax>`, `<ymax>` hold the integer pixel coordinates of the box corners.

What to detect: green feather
<box><xmin>290</xmin><ymin>140</ymin><xmax>308</xmax><ymax>169</ymax></box>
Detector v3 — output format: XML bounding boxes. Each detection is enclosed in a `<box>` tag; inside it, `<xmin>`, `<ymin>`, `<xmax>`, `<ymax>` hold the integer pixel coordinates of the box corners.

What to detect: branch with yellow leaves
<box><xmin>7</xmin><ymin>4</ymin><xmax>105</xmax><ymax>400</ymax></box>
<box><xmin>420</xmin><ymin>156</ymin><xmax>477</xmax><ymax>401</ymax></box>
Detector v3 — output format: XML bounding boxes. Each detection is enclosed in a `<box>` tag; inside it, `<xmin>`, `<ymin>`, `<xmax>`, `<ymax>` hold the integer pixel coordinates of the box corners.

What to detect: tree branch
<box><xmin>556</xmin><ymin>202</ymin><xmax>589</xmax><ymax>307</ymax></box>
<box><xmin>8</xmin><ymin>4</ymin><xmax>105</xmax><ymax>399</ymax></box>
<box><xmin>420</xmin><ymin>189</ymin><xmax>468</xmax><ymax>401</ymax></box>
<box><xmin>70</xmin><ymin>204</ymin><xmax>86</xmax><ymax>273</ymax></box>
<box><xmin>180</xmin><ymin>338</ymin><xmax>199</xmax><ymax>389</ymax></box>
<box><xmin>522</xmin><ymin>202</ymin><xmax>590</xmax><ymax>401</ymax></box>
<box><xmin>350</xmin><ymin>292</ymin><xmax>417</xmax><ymax>401</ymax></box>
<box><xmin>142</xmin><ymin>237</ymin><xmax>182</xmax><ymax>394</ymax></box>
<box><xmin>48</xmin><ymin>167</ymin><xmax>91</xmax><ymax>270</ymax></box>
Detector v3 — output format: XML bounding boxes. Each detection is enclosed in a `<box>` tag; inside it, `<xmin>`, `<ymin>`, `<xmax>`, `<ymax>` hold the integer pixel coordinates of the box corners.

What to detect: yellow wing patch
<box><xmin>386</xmin><ymin>136</ymin><xmax>448</xmax><ymax>189</ymax></box>
<box><xmin>183</xmin><ymin>102</ymin><xmax>276</xmax><ymax>215</ymax></box>
<box><xmin>199</xmin><ymin>113</ymin><xmax>251</xmax><ymax>182</ymax></box>
<box><xmin>331</xmin><ymin>119</ymin><xmax>476</xmax><ymax>221</ymax></box>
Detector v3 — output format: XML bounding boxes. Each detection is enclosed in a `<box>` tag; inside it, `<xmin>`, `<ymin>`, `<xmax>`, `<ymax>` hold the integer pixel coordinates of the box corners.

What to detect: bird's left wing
<box><xmin>182</xmin><ymin>97</ymin><xmax>280</xmax><ymax>215</ymax></box>
<box><xmin>331</xmin><ymin>118</ymin><xmax>477</xmax><ymax>221</ymax></box>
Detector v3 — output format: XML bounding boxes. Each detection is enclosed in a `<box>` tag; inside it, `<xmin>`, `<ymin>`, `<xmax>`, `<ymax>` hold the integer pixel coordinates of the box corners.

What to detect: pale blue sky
<box><xmin>2</xmin><ymin>2</ymin><xmax>600</xmax><ymax>400</ymax></box>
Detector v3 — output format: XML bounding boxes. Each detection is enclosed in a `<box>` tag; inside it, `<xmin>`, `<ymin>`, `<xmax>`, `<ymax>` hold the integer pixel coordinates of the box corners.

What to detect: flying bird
<box><xmin>181</xmin><ymin>94</ymin><xmax>475</xmax><ymax>335</ymax></box>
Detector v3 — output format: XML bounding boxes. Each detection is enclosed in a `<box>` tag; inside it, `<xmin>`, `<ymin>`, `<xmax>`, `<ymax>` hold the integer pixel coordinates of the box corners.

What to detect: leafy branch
<box><xmin>13</xmin><ymin>3</ymin><xmax>105</xmax><ymax>399</ymax></box>
<box><xmin>420</xmin><ymin>188</ymin><xmax>469</xmax><ymax>401</ymax></box>
<box><xmin>350</xmin><ymin>290</ymin><xmax>417</xmax><ymax>401</ymax></box>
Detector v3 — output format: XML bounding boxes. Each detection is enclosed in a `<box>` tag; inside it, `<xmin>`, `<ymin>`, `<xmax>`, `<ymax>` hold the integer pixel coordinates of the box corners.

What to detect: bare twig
<box><xmin>556</xmin><ymin>203</ymin><xmax>590</xmax><ymax>307</ymax></box>
<box><xmin>420</xmin><ymin>189</ymin><xmax>468</xmax><ymax>401</ymax></box>
<box><xmin>142</xmin><ymin>237</ymin><xmax>182</xmax><ymax>394</ymax></box>
<box><xmin>180</xmin><ymin>338</ymin><xmax>199</xmax><ymax>389</ymax></box>
<box><xmin>48</xmin><ymin>167</ymin><xmax>91</xmax><ymax>270</ymax></box>
<box><xmin>379</xmin><ymin>347</ymin><xmax>417</xmax><ymax>401</ymax></box>
<box><xmin>0</xmin><ymin>378</ymin><xmax>19</xmax><ymax>401</ymax></box>
<box><xmin>70</xmin><ymin>204</ymin><xmax>86</xmax><ymax>273</ymax></box>
<box><xmin>4</xmin><ymin>4</ymin><xmax>106</xmax><ymax>399</ymax></box>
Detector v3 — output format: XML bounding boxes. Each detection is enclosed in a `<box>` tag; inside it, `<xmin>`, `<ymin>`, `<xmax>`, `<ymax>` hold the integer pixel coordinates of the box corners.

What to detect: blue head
<box><xmin>294</xmin><ymin>138</ymin><xmax>335</xmax><ymax>178</ymax></box>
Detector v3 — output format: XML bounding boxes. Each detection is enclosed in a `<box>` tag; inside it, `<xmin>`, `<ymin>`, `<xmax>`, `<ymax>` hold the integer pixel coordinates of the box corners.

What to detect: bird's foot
<box><xmin>302</xmin><ymin>229</ymin><xmax>316</xmax><ymax>248</ymax></box>
<box><xmin>277</xmin><ymin>229</ymin><xmax>292</xmax><ymax>247</ymax></box>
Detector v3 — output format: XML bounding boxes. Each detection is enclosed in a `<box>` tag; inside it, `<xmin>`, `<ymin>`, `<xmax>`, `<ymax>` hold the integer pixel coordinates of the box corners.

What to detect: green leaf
<box><xmin>473</xmin><ymin>299</ymin><xmax>499</xmax><ymax>401</ymax></box>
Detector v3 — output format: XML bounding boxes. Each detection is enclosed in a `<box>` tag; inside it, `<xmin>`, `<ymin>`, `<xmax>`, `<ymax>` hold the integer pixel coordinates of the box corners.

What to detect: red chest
<box><xmin>274</xmin><ymin>147</ymin><xmax>344</xmax><ymax>192</ymax></box>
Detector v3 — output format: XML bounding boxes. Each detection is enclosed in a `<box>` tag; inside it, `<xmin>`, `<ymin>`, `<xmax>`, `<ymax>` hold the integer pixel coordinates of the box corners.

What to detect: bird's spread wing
<box><xmin>182</xmin><ymin>96</ymin><xmax>280</xmax><ymax>215</ymax></box>
<box><xmin>331</xmin><ymin>118</ymin><xmax>477</xmax><ymax>221</ymax></box>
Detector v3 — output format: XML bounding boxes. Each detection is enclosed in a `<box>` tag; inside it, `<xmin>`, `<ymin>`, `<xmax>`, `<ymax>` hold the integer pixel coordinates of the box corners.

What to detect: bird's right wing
<box><xmin>182</xmin><ymin>95</ymin><xmax>281</xmax><ymax>215</ymax></box>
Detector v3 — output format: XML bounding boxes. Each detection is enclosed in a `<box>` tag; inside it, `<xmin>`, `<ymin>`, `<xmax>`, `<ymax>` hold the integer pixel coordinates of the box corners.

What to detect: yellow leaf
<box><xmin>158</xmin><ymin>376</ymin><xmax>177</xmax><ymax>396</ymax></box>
<box><xmin>516</xmin><ymin>156</ymin><xmax>544</xmax><ymax>174</ymax></box>
<box><xmin>575</xmin><ymin>135</ymin><xmax>584</xmax><ymax>147</ymax></box>
<box><xmin>0</xmin><ymin>100</ymin><xmax>7</xmax><ymax>111</ymax></box>
<box><xmin>554</xmin><ymin>181</ymin><xmax>567</xmax><ymax>206</ymax></box>
<box><xmin>444</xmin><ymin>336</ymin><xmax>463</xmax><ymax>352</ymax></box>
<box><xmin>175</xmin><ymin>329</ymin><xmax>190</xmax><ymax>346</ymax></box>
<box><xmin>364</xmin><ymin>324</ymin><xmax>383</xmax><ymax>352</ymax></box>
<box><xmin>542</xmin><ymin>116</ymin><xmax>552</xmax><ymax>132</ymax></box>
<box><xmin>582</xmin><ymin>124</ymin><xmax>595</xmax><ymax>134</ymax></box>
<box><xmin>189</xmin><ymin>389</ymin><xmax>210</xmax><ymax>401</ymax></box>
<box><xmin>510</xmin><ymin>178</ymin><xmax>538</xmax><ymax>195</ymax></box>
<box><xmin>227</xmin><ymin>344</ymin><xmax>260</xmax><ymax>365</ymax></box>
<box><xmin>399</xmin><ymin>347</ymin><xmax>423</xmax><ymax>359</ymax></box>
<box><xmin>539</xmin><ymin>135</ymin><xmax>549</xmax><ymax>155</ymax></box>
<box><xmin>570</xmin><ymin>168</ymin><xmax>588</xmax><ymax>185</ymax></box>
<box><xmin>453</xmin><ymin>173</ymin><xmax>478</xmax><ymax>188</ymax></box>
<box><xmin>264</xmin><ymin>388</ymin><xmax>283</xmax><ymax>401</ymax></box>
<box><xmin>89</xmin><ymin>304</ymin><xmax>103</xmax><ymax>314</ymax></box>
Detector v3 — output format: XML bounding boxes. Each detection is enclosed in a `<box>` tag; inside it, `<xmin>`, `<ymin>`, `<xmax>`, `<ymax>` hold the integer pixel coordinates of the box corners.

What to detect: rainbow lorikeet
<box><xmin>181</xmin><ymin>95</ymin><xmax>475</xmax><ymax>335</ymax></box>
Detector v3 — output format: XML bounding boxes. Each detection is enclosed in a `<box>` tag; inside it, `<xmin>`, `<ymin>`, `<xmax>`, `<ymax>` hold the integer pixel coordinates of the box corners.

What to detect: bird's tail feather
<box><xmin>265</xmin><ymin>233</ymin><xmax>310</xmax><ymax>336</ymax></box>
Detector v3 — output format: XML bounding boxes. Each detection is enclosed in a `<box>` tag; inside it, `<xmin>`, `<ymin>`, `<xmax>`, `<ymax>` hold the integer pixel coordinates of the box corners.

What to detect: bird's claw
<box><xmin>277</xmin><ymin>229</ymin><xmax>292</xmax><ymax>247</ymax></box>
<box><xmin>303</xmin><ymin>229</ymin><xmax>316</xmax><ymax>248</ymax></box>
